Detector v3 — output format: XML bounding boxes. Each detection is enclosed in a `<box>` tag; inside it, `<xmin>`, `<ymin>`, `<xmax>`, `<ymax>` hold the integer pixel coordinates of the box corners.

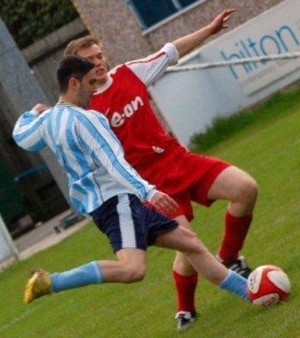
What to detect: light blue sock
<box><xmin>219</xmin><ymin>270</ymin><xmax>249</xmax><ymax>301</ymax></box>
<box><xmin>50</xmin><ymin>261</ymin><xmax>103</xmax><ymax>292</ymax></box>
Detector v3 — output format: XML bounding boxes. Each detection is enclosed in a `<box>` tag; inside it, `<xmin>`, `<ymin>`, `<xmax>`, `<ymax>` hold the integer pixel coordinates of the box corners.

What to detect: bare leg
<box><xmin>98</xmin><ymin>248</ymin><xmax>147</xmax><ymax>283</ymax></box>
<box><xmin>207</xmin><ymin>166</ymin><xmax>258</xmax><ymax>217</ymax></box>
<box><xmin>49</xmin><ymin>248</ymin><xmax>147</xmax><ymax>293</ymax></box>
<box><xmin>172</xmin><ymin>216</ymin><xmax>198</xmax><ymax>315</ymax></box>
<box><xmin>171</xmin><ymin>165</ymin><xmax>258</xmax><ymax>275</ymax></box>
<box><xmin>173</xmin><ymin>215</ymin><xmax>197</xmax><ymax>275</ymax></box>
<box><xmin>156</xmin><ymin>225</ymin><xmax>227</xmax><ymax>284</ymax></box>
<box><xmin>155</xmin><ymin>225</ymin><xmax>248</xmax><ymax>302</ymax></box>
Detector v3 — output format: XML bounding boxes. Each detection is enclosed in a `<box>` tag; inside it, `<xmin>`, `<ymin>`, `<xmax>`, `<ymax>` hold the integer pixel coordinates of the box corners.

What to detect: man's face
<box><xmin>77</xmin><ymin>69</ymin><xmax>99</xmax><ymax>108</ymax></box>
<box><xmin>76</xmin><ymin>44</ymin><xmax>108</xmax><ymax>85</ymax></box>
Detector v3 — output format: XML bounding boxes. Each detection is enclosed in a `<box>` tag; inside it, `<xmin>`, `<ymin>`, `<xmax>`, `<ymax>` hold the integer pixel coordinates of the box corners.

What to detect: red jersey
<box><xmin>89</xmin><ymin>43</ymin><xmax>180</xmax><ymax>169</ymax></box>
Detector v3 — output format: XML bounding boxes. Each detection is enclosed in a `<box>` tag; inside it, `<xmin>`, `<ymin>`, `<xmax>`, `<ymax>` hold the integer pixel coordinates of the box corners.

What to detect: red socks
<box><xmin>218</xmin><ymin>212</ymin><xmax>252</xmax><ymax>261</ymax></box>
<box><xmin>172</xmin><ymin>212</ymin><xmax>252</xmax><ymax>313</ymax></box>
<box><xmin>173</xmin><ymin>270</ymin><xmax>198</xmax><ymax>313</ymax></box>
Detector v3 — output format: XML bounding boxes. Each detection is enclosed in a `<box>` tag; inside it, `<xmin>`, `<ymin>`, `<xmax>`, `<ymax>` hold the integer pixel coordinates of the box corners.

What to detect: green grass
<box><xmin>191</xmin><ymin>83</ymin><xmax>300</xmax><ymax>153</ymax></box>
<box><xmin>1</xmin><ymin>85</ymin><xmax>300</xmax><ymax>337</ymax></box>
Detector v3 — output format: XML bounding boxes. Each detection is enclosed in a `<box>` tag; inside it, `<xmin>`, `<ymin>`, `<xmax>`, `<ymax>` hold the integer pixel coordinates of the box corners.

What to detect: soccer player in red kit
<box><xmin>64</xmin><ymin>9</ymin><xmax>258</xmax><ymax>330</ymax></box>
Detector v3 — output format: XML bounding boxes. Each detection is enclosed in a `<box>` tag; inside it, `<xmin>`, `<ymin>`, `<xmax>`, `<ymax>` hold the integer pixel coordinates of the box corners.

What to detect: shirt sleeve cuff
<box><xmin>31</xmin><ymin>109</ymin><xmax>41</xmax><ymax>116</ymax></box>
<box><xmin>145</xmin><ymin>188</ymin><xmax>157</xmax><ymax>202</ymax></box>
<box><xmin>162</xmin><ymin>43</ymin><xmax>179</xmax><ymax>66</ymax></box>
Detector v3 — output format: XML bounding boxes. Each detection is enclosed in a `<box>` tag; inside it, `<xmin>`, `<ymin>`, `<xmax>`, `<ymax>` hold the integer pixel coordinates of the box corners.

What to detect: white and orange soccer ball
<box><xmin>247</xmin><ymin>265</ymin><xmax>291</xmax><ymax>307</ymax></box>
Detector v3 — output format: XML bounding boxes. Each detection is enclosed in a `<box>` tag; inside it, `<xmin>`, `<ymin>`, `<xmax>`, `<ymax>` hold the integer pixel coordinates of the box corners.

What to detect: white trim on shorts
<box><xmin>117</xmin><ymin>194</ymin><xmax>137</xmax><ymax>248</ymax></box>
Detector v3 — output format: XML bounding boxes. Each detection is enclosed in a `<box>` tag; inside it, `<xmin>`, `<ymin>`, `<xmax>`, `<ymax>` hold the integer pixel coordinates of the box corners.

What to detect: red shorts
<box><xmin>137</xmin><ymin>146</ymin><xmax>230</xmax><ymax>221</ymax></box>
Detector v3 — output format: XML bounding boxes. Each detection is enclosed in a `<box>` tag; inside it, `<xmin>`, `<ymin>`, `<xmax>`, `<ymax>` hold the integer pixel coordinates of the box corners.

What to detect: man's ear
<box><xmin>69</xmin><ymin>77</ymin><xmax>80</xmax><ymax>90</ymax></box>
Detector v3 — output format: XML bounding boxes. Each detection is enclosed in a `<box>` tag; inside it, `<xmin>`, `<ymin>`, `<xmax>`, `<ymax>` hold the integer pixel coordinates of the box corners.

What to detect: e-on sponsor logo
<box><xmin>110</xmin><ymin>96</ymin><xmax>144</xmax><ymax>127</ymax></box>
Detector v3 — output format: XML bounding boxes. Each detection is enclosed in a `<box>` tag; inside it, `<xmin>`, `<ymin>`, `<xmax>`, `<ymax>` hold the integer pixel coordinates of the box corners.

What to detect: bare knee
<box><xmin>116</xmin><ymin>248</ymin><xmax>147</xmax><ymax>283</ymax></box>
<box><xmin>121</xmin><ymin>265</ymin><xmax>146</xmax><ymax>283</ymax></box>
<box><xmin>173</xmin><ymin>251</ymin><xmax>196</xmax><ymax>275</ymax></box>
<box><xmin>247</xmin><ymin>173</ymin><xmax>258</xmax><ymax>194</ymax></box>
<box><xmin>238</xmin><ymin>176</ymin><xmax>258</xmax><ymax>205</ymax></box>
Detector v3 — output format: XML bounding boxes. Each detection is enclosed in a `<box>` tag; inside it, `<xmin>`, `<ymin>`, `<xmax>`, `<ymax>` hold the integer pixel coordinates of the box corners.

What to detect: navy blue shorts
<box><xmin>90</xmin><ymin>194</ymin><xmax>178</xmax><ymax>253</ymax></box>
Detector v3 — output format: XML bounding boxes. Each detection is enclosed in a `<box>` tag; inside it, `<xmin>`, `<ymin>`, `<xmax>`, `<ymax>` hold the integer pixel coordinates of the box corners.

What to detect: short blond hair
<box><xmin>64</xmin><ymin>35</ymin><xmax>102</xmax><ymax>57</ymax></box>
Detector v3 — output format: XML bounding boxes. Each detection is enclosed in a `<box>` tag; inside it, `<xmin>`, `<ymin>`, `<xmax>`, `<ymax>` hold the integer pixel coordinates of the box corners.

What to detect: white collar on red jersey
<box><xmin>94</xmin><ymin>74</ymin><xmax>113</xmax><ymax>94</ymax></box>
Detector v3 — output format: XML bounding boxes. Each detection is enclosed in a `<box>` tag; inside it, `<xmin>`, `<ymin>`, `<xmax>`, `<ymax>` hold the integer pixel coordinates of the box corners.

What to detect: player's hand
<box><xmin>149</xmin><ymin>191</ymin><xmax>178</xmax><ymax>218</ymax></box>
<box><xmin>208</xmin><ymin>9</ymin><xmax>235</xmax><ymax>35</ymax></box>
<box><xmin>32</xmin><ymin>103</ymin><xmax>49</xmax><ymax>115</ymax></box>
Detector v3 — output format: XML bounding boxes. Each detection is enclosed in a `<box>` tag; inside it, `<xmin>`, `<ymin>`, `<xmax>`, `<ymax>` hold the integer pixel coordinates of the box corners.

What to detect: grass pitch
<box><xmin>0</xmin><ymin>85</ymin><xmax>299</xmax><ymax>337</ymax></box>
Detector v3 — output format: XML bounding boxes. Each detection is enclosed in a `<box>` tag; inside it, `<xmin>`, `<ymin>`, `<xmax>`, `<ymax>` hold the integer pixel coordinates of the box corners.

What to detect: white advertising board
<box><xmin>217</xmin><ymin>0</ymin><xmax>300</xmax><ymax>95</ymax></box>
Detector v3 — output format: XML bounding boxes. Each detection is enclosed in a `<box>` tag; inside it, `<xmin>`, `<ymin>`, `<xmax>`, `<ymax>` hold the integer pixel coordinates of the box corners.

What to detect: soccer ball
<box><xmin>247</xmin><ymin>265</ymin><xmax>291</xmax><ymax>307</ymax></box>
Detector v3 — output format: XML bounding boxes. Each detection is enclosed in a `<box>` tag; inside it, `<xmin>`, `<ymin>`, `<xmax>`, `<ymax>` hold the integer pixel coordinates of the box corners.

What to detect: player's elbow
<box><xmin>12</xmin><ymin>134</ymin><xmax>46</xmax><ymax>152</ymax></box>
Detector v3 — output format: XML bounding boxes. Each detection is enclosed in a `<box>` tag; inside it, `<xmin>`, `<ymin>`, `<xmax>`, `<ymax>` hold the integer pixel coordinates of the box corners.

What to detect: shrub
<box><xmin>0</xmin><ymin>0</ymin><xmax>78</xmax><ymax>48</ymax></box>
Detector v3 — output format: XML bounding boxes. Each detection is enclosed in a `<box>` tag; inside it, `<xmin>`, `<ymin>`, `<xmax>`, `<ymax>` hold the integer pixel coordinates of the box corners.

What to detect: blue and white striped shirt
<box><xmin>13</xmin><ymin>103</ymin><xmax>156</xmax><ymax>214</ymax></box>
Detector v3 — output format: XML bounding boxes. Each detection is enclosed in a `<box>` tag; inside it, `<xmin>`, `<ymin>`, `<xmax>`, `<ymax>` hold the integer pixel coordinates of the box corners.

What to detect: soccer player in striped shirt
<box><xmin>13</xmin><ymin>56</ymin><xmax>249</xmax><ymax>326</ymax></box>
<box><xmin>64</xmin><ymin>9</ymin><xmax>258</xmax><ymax>330</ymax></box>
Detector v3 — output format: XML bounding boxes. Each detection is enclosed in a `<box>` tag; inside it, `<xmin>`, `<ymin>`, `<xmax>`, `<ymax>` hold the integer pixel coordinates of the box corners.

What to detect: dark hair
<box><xmin>57</xmin><ymin>56</ymin><xmax>95</xmax><ymax>93</ymax></box>
<box><xmin>63</xmin><ymin>35</ymin><xmax>101</xmax><ymax>57</ymax></box>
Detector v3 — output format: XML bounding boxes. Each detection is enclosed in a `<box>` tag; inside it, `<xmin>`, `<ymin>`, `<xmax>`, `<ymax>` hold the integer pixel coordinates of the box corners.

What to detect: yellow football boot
<box><xmin>24</xmin><ymin>269</ymin><xmax>52</xmax><ymax>304</ymax></box>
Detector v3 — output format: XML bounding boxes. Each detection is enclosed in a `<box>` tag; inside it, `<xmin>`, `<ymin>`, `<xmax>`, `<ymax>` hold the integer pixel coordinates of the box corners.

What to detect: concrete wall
<box><xmin>71</xmin><ymin>0</ymin><xmax>153</xmax><ymax>66</ymax></box>
<box><xmin>0</xmin><ymin>17</ymin><xmax>87</xmax><ymax>178</ymax></box>
<box><xmin>22</xmin><ymin>18</ymin><xmax>87</xmax><ymax>104</ymax></box>
<box><xmin>0</xmin><ymin>17</ymin><xmax>73</xmax><ymax>226</ymax></box>
<box><xmin>71</xmin><ymin>0</ymin><xmax>284</xmax><ymax>65</ymax></box>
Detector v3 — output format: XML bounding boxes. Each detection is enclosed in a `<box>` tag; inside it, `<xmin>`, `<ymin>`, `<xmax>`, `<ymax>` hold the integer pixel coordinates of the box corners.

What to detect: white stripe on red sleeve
<box><xmin>126</xmin><ymin>43</ymin><xmax>179</xmax><ymax>86</ymax></box>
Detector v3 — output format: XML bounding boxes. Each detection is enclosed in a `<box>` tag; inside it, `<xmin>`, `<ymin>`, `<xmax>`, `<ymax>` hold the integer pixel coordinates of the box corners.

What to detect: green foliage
<box><xmin>0</xmin><ymin>0</ymin><xmax>78</xmax><ymax>48</ymax></box>
<box><xmin>191</xmin><ymin>83</ymin><xmax>300</xmax><ymax>153</ymax></box>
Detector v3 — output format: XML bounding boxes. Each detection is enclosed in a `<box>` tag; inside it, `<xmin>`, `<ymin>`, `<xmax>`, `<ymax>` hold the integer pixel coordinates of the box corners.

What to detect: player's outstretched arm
<box><xmin>172</xmin><ymin>8</ymin><xmax>235</xmax><ymax>58</ymax></box>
